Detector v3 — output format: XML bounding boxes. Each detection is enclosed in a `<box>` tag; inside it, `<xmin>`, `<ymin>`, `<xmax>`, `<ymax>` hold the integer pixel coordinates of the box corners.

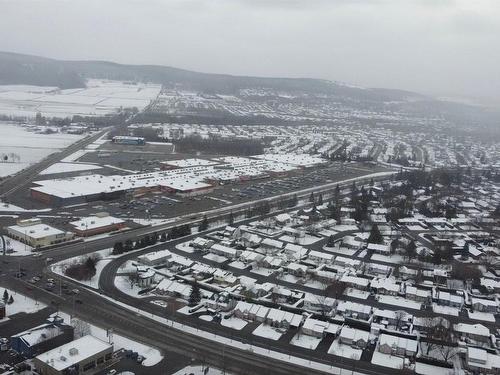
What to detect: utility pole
<box><xmin>0</xmin><ymin>234</ymin><xmax>5</xmax><ymax>256</ymax></box>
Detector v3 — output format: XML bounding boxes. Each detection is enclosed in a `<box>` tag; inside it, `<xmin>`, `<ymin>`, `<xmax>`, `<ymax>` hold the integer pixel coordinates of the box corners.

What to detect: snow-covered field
<box><xmin>0</xmin><ymin>288</ymin><xmax>46</xmax><ymax>320</ymax></box>
<box><xmin>40</xmin><ymin>162</ymin><xmax>102</xmax><ymax>175</ymax></box>
<box><xmin>0</xmin><ymin>122</ymin><xmax>86</xmax><ymax>177</ymax></box>
<box><xmin>0</xmin><ymin>80</ymin><xmax>161</xmax><ymax>118</ymax></box>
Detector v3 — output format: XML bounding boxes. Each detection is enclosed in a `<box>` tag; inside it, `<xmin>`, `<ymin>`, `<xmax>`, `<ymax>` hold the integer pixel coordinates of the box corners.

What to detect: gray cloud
<box><xmin>0</xmin><ymin>0</ymin><xmax>498</xmax><ymax>104</ymax></box>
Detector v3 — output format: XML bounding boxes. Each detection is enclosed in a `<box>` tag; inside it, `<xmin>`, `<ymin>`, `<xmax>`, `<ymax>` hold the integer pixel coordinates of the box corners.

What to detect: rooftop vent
<box><xmin>69</xmin><ymin>348</ymin><xmax>78</xmax><ymax>356</ymax></box>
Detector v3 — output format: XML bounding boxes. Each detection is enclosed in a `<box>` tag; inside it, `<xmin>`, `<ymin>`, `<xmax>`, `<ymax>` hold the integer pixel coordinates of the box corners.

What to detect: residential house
<box><xmin>336</xmin><ymin>301</ymin><xmax>372</xmax><ymax>320</ymax></box>
<box><xmin>302</xmin><ymin>318</ymin><xmax>341</xmax><ymax>338</ymax></box>
<box><xmin>370</xmin><ymin>278</ymin><xmax>400</xmax><ymax>295</ymax></box>
<box><xmin>338</xmin><ymin>327</ymin><xmax>369</xmax><ymax>349</ymax></box>
<box><xmin>454</xmin><ymin>323</ymin><xmax>490</xmax><ymax>343</ymax></box>
<box><xmin>471</xmin><ymin>297</ymin><xmax>498</xmax><ymax>313</ymax></box>
<box><xmin>260</xmin><ymin>238</ymin><xmax>284</xmax><ymax>255</ymax></box>
<box><xmin>378</xmin><ymin>333</ymin><xmax>418</xmax><ymax>357</ymax></box>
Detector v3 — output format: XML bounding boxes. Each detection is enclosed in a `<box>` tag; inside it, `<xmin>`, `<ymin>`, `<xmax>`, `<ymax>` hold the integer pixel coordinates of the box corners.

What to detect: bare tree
<box><xmin>72</xmin><ymin>319</ymin><xmax>92</xmax><ymax>338</ymax></box>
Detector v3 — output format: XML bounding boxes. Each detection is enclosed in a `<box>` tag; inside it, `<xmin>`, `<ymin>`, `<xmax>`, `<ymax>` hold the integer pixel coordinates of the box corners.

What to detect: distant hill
<box><xmin>0</xmin><ymin>51</ymin><xmax>497</xmax><ymax>134</ymax></box>
<box><xmin>0</xmin><ymin>51</ymin><xmax>423</xmax><ymax>101</ymax></box>
<box><xmin>0</xmin><ymin>51</ymin><xmax>85</xmax><ymax>89</ymax></box>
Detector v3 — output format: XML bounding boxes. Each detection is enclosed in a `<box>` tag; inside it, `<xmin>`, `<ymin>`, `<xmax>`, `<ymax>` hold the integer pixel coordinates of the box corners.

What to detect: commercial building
<box><xmin>69</xmin><ymin>214</ymin><xmax>125</xmax><ymax>237</ymax></box>
<box><xmin>7</xmin><ymin>219</ymin><xmax>74</xmax><ymax>248</ymax></box>
<box><xmin>33</xmin><ymin>335</ymin><xmax>114</xmax><ymax>375</ymax></box>
<box><xmin>30</xmin><ymin>155</ymin><xmax>326</xmax><ymax>206</ymax></box>
<box><xmin>111</xmin><ymin>136</ymin><xmax>145</xmax><ymax>145</ymax></box>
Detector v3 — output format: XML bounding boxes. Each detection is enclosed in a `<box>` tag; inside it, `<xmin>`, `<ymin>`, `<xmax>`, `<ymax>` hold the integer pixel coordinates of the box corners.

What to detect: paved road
<box><xmin>0</xmin><ymin>168</ymin><xmax>401</xmax><ymax>374</ymax></box>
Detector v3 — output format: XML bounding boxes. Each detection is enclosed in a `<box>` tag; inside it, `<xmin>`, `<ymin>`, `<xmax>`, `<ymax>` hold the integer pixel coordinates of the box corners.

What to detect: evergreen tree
<box><xmin>368</xmin><ymin>224</ymin><xmax>383</xmax><ymax>244</ymax></box>
<box><xmin>3</xmin><ymin>290</ymin><xmax>8</xmax><ymax>302</ymax></box>
<box><xmin>112</xmin><ymin>241</ymin><xmax>124</xmax><ymax>255</ymax></box>
<box><xmin>406</xmin><ymin>240</ymin><xmax>417</xmax><ymax>260</ymax></box>
<box><xmin>124</xmin><ymin>239</ymin><xmax>133</xmax><ymax>251</ymax></box>
<box><xmin>327</xmin><ymin>235</ymin><xmax>336</xmax><ymax>247</ymax></box>
<box><xmin>334</xmin><ymin>184</ymin><xmax>340</xmax><ymax>203</ymax></box>
<box><xmin>317</xmin><ymin>193</ymin><xmax>323</xmax><ymax>206</ymax></box>
<box><xmin>7</xmin><ymin>295</ymin><xmax>14</xmax><ymax>304</ymax></box>
<box><xmin>309</xmin><ymin>192</ymin><xmax>315</xmax><ymax>203</ymax></box>
<box><xmin>199</xmin><ymin>215</ymin><xmax>209</xmax><ymax>231</ymax></box>
<box><xmin>188</xmin><ymin>281</ymin><xmax>202</xmax><ymax>307</ymax></box>
<box><xmin>151</xmin><ymin>232</ymin><xmax>159</xmax><ymax>245</ymax></box>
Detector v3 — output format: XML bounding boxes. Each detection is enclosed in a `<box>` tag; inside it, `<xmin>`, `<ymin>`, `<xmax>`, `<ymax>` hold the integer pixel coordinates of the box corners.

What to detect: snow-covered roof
<box><xmin>379</xmin><ymin>333</ymin><xmax>417</xmax><ymax>352</ymax></box>
<box><xmin>70</xmin><ymin>215</ymin><xmax>124</xmax><ymax>230</ymax></box>
<box><xmin>8</xmin><ymin>223</ymin><xmax>68</xmax><ymax>239</ymax></box>
<box><xmin>454</xmin><ymin>323</ymin><xmax>490</xmax><ymax>337</ymax></box>
<box><xmin>35</xmin><ymin>335</ymin><xmax>112</xmax><ymax>371</ymax></box>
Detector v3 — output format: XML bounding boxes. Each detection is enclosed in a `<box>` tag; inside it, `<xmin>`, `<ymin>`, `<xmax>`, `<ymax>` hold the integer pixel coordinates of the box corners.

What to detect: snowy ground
<box><xmin>290</xmin><ymin>332</ymin><xmax>322</xmax><ymax>350</ymax></box>
<box><xmin>1</xmin><ymin>236</ymin><xmax>34</xmax><ymax>256</ymax></box>
<box><xmin>55</xmin><ymin>312</ymin><xmax>163</xmax><ymax>366</ymax></box>
<box><xmin>228</xmin><ymin>260</ymin><xmax>247</xmax><ymax>270</ymax></box>
<box><xmin>220</xmin><ymin>316</ymin><xmax>248</xmax><ymax>330</ymax></box>
<box><xmin>0</xmin><ymin>288</ymin><xmax>46</xmax><ymax>320</ymax></box>
<box><xmin>0</xmin><ymin>122</ymin><xmax>85</xmax><ymax>177</ymax></box>
<box><xmin>279</xmin><ymin>234</ymin><xmax>322</xmax><ymax>245</ymax></box>
<box><xmin>370</xmin><ymin>253</ymin><xmax>404</xmax><ymax>264</ymax></box>
<box><xmin>51</xmin><ymin>248</ymin><xmax>114</xmax><ymax>288</ymax></box>
<box><xmin>323</xmin><ymin>246</ymin><xmax>357</xmax><ymax>256</ymax></box>
<box><xmin>0</xmin><ymin>80</ymin><xmax>161</xmax><ymax>118</ymax></box>
<box><xmin>252</xmin><ymin>323</ymin><xmax>283</xmax><ymax>340</ymax></box>
<box><xmin>371</xmin><ymin>350</ymin><xmax>405</xmax><ymax>369</ymax></box>
<box><xmin>327</xmin><ymin>340</ymin><xmax>362</xmax><ymax>360</ymax></box>
<box><xmin>203</xmin><ymin>253</ymin><xmax>228</xmax><ymax>263</ymax></box>
<box><xmin>40</xmin><ymin>162</ymin><xmax>102</xmax><ymax>175</ymax></box>
<box><xmin>250</xmin><ymin>267</ymin><xmax>276</xmax><ymax>277</ymax></box>
<box><xmin>114</xmin><ymin>275</ymin><xmax>146</xmax><ymax>297</ymax></box>
<box><xmin>0</xmin><ymin>201</ymin><xmax>51</xmax><ymax>212</ymax></box>
<box><xmin>415</xmin><ymin>362</ymin><xmax>454</xmax><ymax>375</ymax></box>
<box><xmin>176</xmin><ymin>241</ymin><xmax>195</xmax><ymax>253</ymax></box>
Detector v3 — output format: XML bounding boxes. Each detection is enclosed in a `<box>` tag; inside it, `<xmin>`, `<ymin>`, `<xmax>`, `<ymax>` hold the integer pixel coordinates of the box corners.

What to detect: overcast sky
<box><xmin>1</xmin><ymin>0</ymin><xmax>499</xmax><ymax>104</ymax></box>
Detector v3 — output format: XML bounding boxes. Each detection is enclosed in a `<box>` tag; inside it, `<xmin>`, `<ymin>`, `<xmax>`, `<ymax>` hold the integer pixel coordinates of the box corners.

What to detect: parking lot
<box><xmin>50</xmin><ymin>162</ymin><xmax>384</xmax><ymax>221</ymax></box>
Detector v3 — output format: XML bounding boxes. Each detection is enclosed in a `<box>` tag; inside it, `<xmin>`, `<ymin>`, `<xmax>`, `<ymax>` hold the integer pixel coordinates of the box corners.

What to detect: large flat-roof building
<box><xmin>30</xmin><ymin>155</ymin><xmax>326</xmax><ymax>206</ymax></box>
<box><xmin>33</xmin><ymin>335</ymin><xmax>113</xmax><ymax>375</ymax></box>
<box><xmin>7</xmin><ymin>219</ymin><xmax>74</xmax><ymax>248</ymax></box>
